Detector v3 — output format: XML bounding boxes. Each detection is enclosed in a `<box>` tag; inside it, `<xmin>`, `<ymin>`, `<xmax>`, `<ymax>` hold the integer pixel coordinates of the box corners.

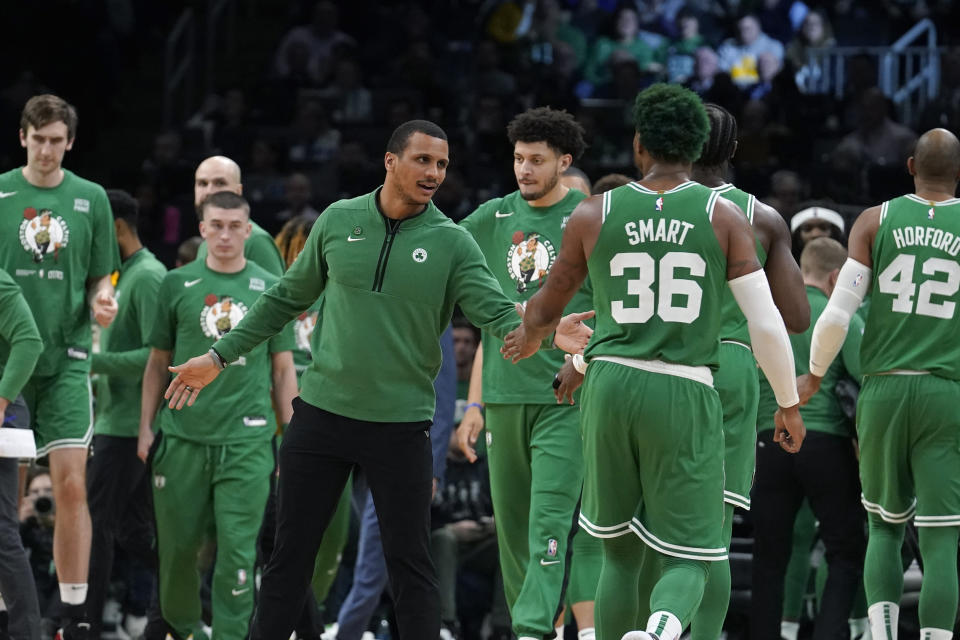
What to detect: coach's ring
<box><xmin>185</xmin><ymin>385</ymin><xmax>194</xmax><ymax>392</ymax></box>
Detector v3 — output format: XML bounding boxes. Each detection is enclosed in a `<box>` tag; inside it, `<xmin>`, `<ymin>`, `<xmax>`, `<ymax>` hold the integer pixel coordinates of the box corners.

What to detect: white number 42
<box><xmin>877</xmin><ymin>253</ymin><xmax>960</xmax><ymax>319</ymax></box>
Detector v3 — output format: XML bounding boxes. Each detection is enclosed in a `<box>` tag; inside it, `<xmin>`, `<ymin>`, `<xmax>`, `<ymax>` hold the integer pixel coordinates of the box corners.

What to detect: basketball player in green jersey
<box><xmin>138</xmin><ymin>191</ymin><xmax>297</xmax><ymax>640</ymax></box>
<box><xmin>0</xmin><ymin>94</ymin><xmax>121</xmax><ymax>639</ymax></box>
<box><xmin>193</xmin><ymin>156</ymin><xmax>285</xmax><ymax>276</ymax></box>
<box><xmin>458</xmin><ymin>107</ymin><xmax>600</xmax><ymax>640</ymax></box>
<box><xmin>800</xmin><ymin>128</ymin><xmax>960</xmax><ymax>640</ymax></box>
<box><xmin>502</xmin><ymin>84</ymin><xmax>806</xmax><ymax>640</ymax></box>
<box><xmin>688</xmin><ymin>103</ymin><xmax>809</xmax><ymax>640</ymax></box>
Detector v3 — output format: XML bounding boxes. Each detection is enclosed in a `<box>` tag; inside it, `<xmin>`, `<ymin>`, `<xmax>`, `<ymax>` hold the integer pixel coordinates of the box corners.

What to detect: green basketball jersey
<box><xmin>585</xmin><ymin>181</ymin><xmax>727</xmax><ymax>369</ymax></box>
<box><xmin>0</xmin><ymin>168</ymin><xmax>120</xmax><ymax>376</ymax></box>
<box><xmin>461</xmin><ymin>188</ymin><xmax>592</xmax><ymax>403</ymax></box>
<box><xmin>148</xmin><ymin>259</ymin><xmax>294</xmax><ymax>443</ymax></box>
<box><xmin>860</xmin><ymin>194</ymin><xmax>960</xmax><ymax>379</ymax></box>
<box><xmin>714</xmin><ymin>184</ymin><xmax>768</xmax><ymax>344</ymax></box>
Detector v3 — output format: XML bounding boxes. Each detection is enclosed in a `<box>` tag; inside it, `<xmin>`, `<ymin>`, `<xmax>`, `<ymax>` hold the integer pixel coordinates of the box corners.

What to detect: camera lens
<box><xmin>34</xmin><ymin>496</ymin><xmax>53</xmax><ymax>515</ymax></box>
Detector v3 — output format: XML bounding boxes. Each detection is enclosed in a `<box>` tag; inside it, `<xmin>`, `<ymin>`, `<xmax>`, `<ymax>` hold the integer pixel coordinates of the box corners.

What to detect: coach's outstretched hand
<box><xmin>165</xmin><ymin>353</ymin><xmax>222</xmax><ymax>409</ymax></box>
<box><xmin>501</xmin><ymin>309</ymin><xmax>595</xmax><ymax>363</ymax></box>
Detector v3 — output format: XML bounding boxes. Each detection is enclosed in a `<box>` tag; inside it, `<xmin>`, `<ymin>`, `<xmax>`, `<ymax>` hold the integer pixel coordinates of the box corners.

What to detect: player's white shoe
<box><xmin>320</xmin><ymin>623</ymin><xmax>339</xmax><ymax>640</ymax></box>
<box><xmin>622</xmin><ymin>632</ymin><xmax>660</xmax><ymax>640</ymax></box>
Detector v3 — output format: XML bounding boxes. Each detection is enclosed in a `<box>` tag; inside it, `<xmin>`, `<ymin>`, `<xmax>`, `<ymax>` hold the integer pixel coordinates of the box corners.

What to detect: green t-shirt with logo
<box><xmin>196</xmin><ymin>220</ymin><xmax>285</xmax><ymax>276</ymax></box>
<box><xmin>91</xmin><ymin>248</ymin><xmax>167</xmax><ymax>437</ymax></box>
<box><xmin>461</xmin><ymin>189</ymin><xmax>592</xmax><ymax>404</ymax></box>
<box><xmin>0</xmin><ymin>168</ymin><xmax>120</xmax><ymax>376</ymax></box>
<box><xmin>148</xmin><ymin>259</ymin><xmax>294</xmax><ymax>444</ymax></box>
<box><xmin>585</xmin><ymin>181</ymin><xmax>727</xmax><ymax>369</ymax></box>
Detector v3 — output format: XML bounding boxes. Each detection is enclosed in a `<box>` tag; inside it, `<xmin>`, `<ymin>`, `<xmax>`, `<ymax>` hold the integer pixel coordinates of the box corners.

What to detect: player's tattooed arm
<box><xmin>523</xmin><ymin>197</ymin><xmax>599</xmax><ymax>332</ymax></box>
<box><xmin>502</xmin><ymin>198</ymin><xmax>599</xmax><ymax>361</ymax></box>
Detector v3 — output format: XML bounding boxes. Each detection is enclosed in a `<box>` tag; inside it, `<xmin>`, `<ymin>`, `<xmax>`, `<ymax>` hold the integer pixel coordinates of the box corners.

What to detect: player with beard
<box><xmin>501</xmin><ymin>84</ymin><xmax>805</xmax><ymax>640</ymax></box>
<box><xmin>458</xmin><ymin>107</ymin><xmax>600</xmax><ymax>640</ymax></box>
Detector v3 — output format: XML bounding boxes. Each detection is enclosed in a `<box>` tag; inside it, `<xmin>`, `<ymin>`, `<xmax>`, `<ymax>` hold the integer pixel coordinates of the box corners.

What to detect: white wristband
<box><xmin>572</xmin><ymin>353</ymin><xmax>588</xmax><ymax>374</ymax></box>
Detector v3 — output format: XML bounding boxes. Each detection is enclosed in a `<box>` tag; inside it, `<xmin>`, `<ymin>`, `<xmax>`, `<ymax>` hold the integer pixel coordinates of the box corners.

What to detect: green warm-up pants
<box><xmin>485</xmin><ymin>403</ymin><xmax>600</xmax><ymax>638</ymax></box>
<box><xmin>152</xmin><ymin>433</ymin><xmax>274</xmax><ymax>640</ymax></box>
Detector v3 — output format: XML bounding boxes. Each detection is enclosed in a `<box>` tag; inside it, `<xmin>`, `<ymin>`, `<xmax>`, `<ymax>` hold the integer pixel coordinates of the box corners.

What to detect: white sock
<box><xmin>646</xmin><ymin>611</ymin><xmax>682</xmax><ymax>640</ymax></box>
<box><xmin>555</xmin><ymin>626</ymin><xmax>565</xmax><ymax>639</ymax></box>
<box><xmin>519</xmin><ymin>637</ymin><xmax>539</xmax><ymax>640</ymax></box>
<box><xmin>59</xmin><ymin>582</ymin><xmax>88</xmax><ymax>605</ymax></box>
<box><xmin>578</xmin><ymin>628</ymin><xmax>596</xmax><ymax>640</ymax></box>
<box><xmin>868</xmin><ymin>601</ymin><xmax>899</xmax><ymax>640</ymax></box>
<box><xmin>781</xmin><ymin>620</ymin><xmax>800</xmax><ymax>640</ymax></box>
<box><xmin>850</xmin><ymin>616</ymin><xmax>869</xmax><ymax>639</ymax></box>
<box><xmin>920</xmin><ymin>628</ymin><xmax>953</xmax><ymax>640</ymax></box>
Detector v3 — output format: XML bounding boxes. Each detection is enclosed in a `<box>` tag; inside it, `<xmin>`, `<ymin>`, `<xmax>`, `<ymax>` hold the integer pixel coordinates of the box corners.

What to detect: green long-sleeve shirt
<box><xmin>758</xmin><ymin>285</ymin><xmax>864</xmax><ymax>436</ymax></box>
<box><xmin>0</xmin><ymin>267</ymin><xmax>43</xmax><ymax>402</ymax></box>
<box><xmin>213</xmin><ymin>189</ymin><xmax>523</xmax><ymax>423</ymax></box>
<box><xmin>91</xmin><ymin>248</ymin><xmax>167</xmax><ymax>437</ymax></box>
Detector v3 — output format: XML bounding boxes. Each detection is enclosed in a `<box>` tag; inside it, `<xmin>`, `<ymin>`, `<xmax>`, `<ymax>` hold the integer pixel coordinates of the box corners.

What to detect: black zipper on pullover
<box><xmin>372</xmin><ymin>217</ymin><xmax>402</xmax><ymax>291</ymax></box>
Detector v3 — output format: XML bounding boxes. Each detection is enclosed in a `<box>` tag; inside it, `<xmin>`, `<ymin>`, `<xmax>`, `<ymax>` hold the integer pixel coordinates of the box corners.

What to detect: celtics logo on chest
<box><xmin>294</xmin><ymin>310</ymin><xmax>318</xmax><ymax>352</ymax></box>
<box><xmin>200</xmin><ymin>294</ymin><xmax>248</xmax><ymax>339</ymax></box>
<box><xmin>506</xmin><ymin>230</ymin><xmax>556</xmax><ymax>293</ymax></box>
<box><xmin>19</xmin><ymin>208</ymin><xmax>69</xmax><ymax>263</ymax></box>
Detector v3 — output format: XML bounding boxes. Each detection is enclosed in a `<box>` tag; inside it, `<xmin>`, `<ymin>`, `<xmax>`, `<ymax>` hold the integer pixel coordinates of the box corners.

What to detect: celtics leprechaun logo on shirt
<box><xmin>505</xmin><ymin>230</ymin><xmax>556</xmax><ymax>293</ymax></box>
<box><xmin>19</xmin><ymin>207</ymin><xmax>69</xmax><ymax>263</ymax></box>
<box><xmin>200</xmin><ymin>294</ymin><xmax>248</xmax><ymax>339</ymax></box>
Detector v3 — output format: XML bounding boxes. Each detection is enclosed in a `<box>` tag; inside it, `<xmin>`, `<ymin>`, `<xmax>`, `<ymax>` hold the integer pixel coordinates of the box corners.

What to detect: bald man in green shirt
<box><xmin>193</xmin><ymin>155</ymin><xmax>285</xmax><ymax>276</ymax></box>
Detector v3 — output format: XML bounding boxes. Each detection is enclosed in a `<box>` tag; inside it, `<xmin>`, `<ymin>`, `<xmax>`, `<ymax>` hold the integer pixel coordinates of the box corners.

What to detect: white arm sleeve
<box><xmin>808</xmin><ymin>258</ymin><xmax>871</xmax><ymax>376</ymax></box>
<box><xmin>728</xmin><ymin>269</ymin><xmax>799</xmax><ymax>407</ymax></box>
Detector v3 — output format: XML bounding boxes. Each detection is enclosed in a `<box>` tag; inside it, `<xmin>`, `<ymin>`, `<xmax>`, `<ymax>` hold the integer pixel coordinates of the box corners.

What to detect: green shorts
<box><xmin>715</xmin><ymin>342</ymin><xmax>760</xmax><ymax>510</ymax></box>
<box><xmin>578</xmin><ymin>360</ymin><xmax>727</xmax><ymax>561</ymax></box>
<box><xmin>857</xmin><ymin>374</ymin><xmax>960</xmax><ymax>527</ymax></box>
<box><xmin>20</xmin><ymin>364</ymin><xmax>93</xmax><ymax>456</ymax></box>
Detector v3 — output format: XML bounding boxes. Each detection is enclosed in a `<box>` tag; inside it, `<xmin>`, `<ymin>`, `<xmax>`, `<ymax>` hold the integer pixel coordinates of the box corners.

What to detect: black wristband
<box><xmin>209</xmin><ymin>347</ymin><xmax>227</xmax><ymax>370</ymax></box>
